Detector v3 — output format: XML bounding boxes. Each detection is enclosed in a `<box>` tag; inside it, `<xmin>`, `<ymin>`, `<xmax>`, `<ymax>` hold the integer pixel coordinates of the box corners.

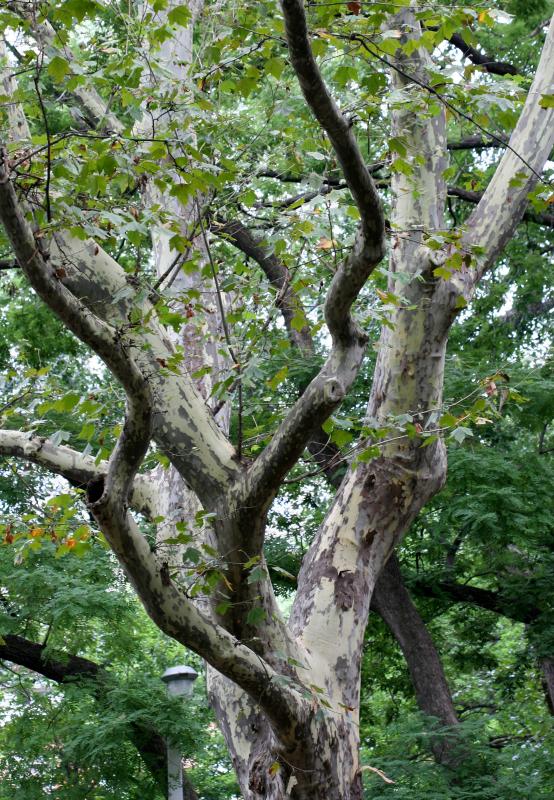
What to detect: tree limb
<box><xmin>410</xmin><ymin>577</ymin><xmax>540</xmax><ymax>624</ymax></box>
<box><xmin>461</xmin><ymin>15</ymin><xmax>554</xmax><ymax>284</ymax></box>
<box><xmin>280</xmin><ymin>0</ymin><xmax>385</xmax><ymax>250</ymax></box>
<box><xmin>81</xmin><ymin>375</ymin><xmax>304</xmax><ymax>737</ymax></box>
<box><xmin>447</xmin><ymin>32</ymin><xmax>517</xmax><ymax>76</ymax></box>
<box><xmin>447</xmin><ymin>185</ymin><xmax>554</xmax><ymax>229</ymax></box>
<box><xmin>0</xmin><ymin>429</ymin><xmax>156</xmax><ymax>516</ymax></box>
<box><xmin>0</xmin><ymin>148</ymin><xmax>149</xmax><ymax>406</ymax></box>
<box><xmin>232</xmin><ymin>1</ymin><xmax>388</xmax><ymax>512</ymax></box>
<box><xmin>212</xmin><ymin>218</ymin><xmax>315</xmax><ymax>354</ymax></box>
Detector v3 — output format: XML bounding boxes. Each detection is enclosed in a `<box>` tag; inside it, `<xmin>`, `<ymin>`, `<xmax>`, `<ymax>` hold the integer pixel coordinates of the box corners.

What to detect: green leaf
<box><xmin>291</xmin><ymin>311</ymin><xmax>308</xmax><ymax>332</ymax></box>
<box><xmin>265</xmin><ymin>57</ymin><xmax>285</xmax><ymax>79</ymax></box>
<box><xmin>167</xmin><ymin>5</ymin><xmax>191</xmax><ymax>26</ymax></box>
<box><xmin>54</xmin><ymin>392</ymin><xmax>81</xmax><ymax>413</ymax></box>
<box><xmin>388</xmin><ymin>136</ymin><xmax>408</xmax><ymax>157</ymax></box>
<box><xmin>539</xmin><ymin>94</ymin><xmax>554</xmax><ymax>109</ymax></box>
<box><xmin>454</xmin><ymin>295</ymin><xmax>468</xmax><ymax>309</ymax></box>
<box><xmin>355</xmin><ymin>445</ymin><xmax>380</xmax><ymax>462</ymax></box>
<box><xmin>247</xmin><ymin>565</ymin><xmax>266</xmax><ymax>584</ymax></box>
<box><xmin>46</xmin><ymin>493</ymin><xmax>75</xmax><ymax>509</ymax></box>
<box><xmin>246</xmin><ymin>606</ymin><xmax>267</xmax><ymax>626</ymax></box>
<box><xmin>330</xmin><ymin>428</ymin><xmax>353</xmax><ymax>447</ymax></box>
<box><xmin>450</xmin><ymin>426</ymin><xmax>473</xmax><ymax>444</ymax></box>
<box><xmin>267</xmin><ymin>366</ymin><xmax>288</xmax><ymax>390</ymax></box>
<box><xmin>47</xmin><ymin>55</ymin><xmax>71</xmax><ymax>82</ymax></box>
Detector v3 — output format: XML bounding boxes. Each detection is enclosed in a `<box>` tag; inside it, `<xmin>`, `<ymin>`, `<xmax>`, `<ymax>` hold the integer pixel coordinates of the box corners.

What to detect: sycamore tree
<box><xmin>0</xmin><ymin>1</ymin><xmax>553</xmax><ymax>798</ymax></box>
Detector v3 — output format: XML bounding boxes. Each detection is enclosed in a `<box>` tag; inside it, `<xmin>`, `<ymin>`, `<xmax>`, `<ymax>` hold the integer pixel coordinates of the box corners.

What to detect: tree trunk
<box><xmin>540</xmin><ymin>657</ymin><xmax>554</xmax><ymax>715</ymax></box>
<box><xmin>372</xmin><ymin>556</ymin><xmax>462</xmax><ymax>766</ymax></box>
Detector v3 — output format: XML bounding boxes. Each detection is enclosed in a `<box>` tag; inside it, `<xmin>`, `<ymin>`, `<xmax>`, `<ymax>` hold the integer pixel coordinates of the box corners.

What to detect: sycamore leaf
<box><xmin>246</xmin><ymin>606</ymin><xmax>267</xmax><ymax>626</ymax></box>
<box><xmin>268</xmin><ymin>761</ymin><xmax>281</xmax><ymax>777</ymax></box>
<box><xmin>539</xmin><ymin>94</ymin><xmax>554</xmax><ymax>109</ymax></box>
<box><xmin>167</xmin><ymin>5</ymin><xmax>191</xmax><ymax>25</ymax></box>
<box><xmin>47</xmin><ymin>55</ymin><xmax>71</xmax><ymax>82</ymax></box>
<box><xmin>265</xmin><ymin>57</ymin><xmax>285</xmax><ymax>79</ymax></box>
<box><xmin>268</xmin><ymin>366</ymin><xmax>288</xmax><ymax>390</ymax></box>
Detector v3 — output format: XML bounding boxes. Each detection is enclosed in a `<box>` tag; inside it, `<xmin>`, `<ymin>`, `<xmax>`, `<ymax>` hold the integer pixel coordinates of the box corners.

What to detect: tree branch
<box><xmin>229</xmin><ymin>2</ymin><xmax>388</xmax><ymax>512</ymax></box>
<box><xmin>371</xmin><ymin>556</ymin><xmax>462</xmax><ymax>767</ymax></box>
<box><xmin>461</xmin><ymin>14</ymin><xmax>554</xmax><ymax>284</ymax></box>
<box><xmin>0</xmin><ymin>429</ymin><xmax>156</xmax><ymax>517</ymax></box>
<box><xmin>411</xmin><ymin>577</ymin><xmax>540</xmax><ymax>624</ymax></box>
<box><xmin>280</xmin><ymin>0</ymin><xmax>385</xmax><ymax>251</ymax></box>
<box><xmin>212</xmin><ymin>218</ymin><xmax>315</xmax><ymax>354</ymax></box>
<box><xmin>447</xmin><ymin>32</ymin><xmax>517</xmax><ymax>76</ymax></box>
<box><xmin>81</xmin><ymin>375</ymin><xmax>304</xmax><ymax>737</ymax></box>
<box><xmin>2</xmin><ymin>23</ymin><xmax>241</xmax><ymax>507</ymax></box>
<box><xmin>448</xmin><ymin>185</ymin><xmax>554</xmax><ymax>229</ymax></box>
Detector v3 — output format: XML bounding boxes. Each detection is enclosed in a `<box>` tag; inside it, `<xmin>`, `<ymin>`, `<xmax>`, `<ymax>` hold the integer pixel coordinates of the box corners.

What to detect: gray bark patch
<box><xmin>334</xmin><ymin>570</ymin><xmax>359</xmax><ymax>611</ymax></box>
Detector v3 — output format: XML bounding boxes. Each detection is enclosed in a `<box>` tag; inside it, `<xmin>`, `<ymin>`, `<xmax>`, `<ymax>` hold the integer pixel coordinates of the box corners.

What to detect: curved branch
<box><xmin>82</xmin><ymin>381</ymin><xmax>304</xmax><ymax>737</ymax></box>
<box><xmin>411</xmin><ymin>577</ymin><xmax>540</xmax><ymax>624</ymax></box>
<box><xmin>213</xmin><ymin>218</ymin><xmax>315</xmax><ymax>354</ymax></box>
<box><xmin>448</xmin><ymin>185</ymin><xmax>554</xmax><ymax>229</ymax></box>
<box><xmin>280</xmin><ymin>0</ymin><xmax>385</xmax><ymax>251</ymax></box>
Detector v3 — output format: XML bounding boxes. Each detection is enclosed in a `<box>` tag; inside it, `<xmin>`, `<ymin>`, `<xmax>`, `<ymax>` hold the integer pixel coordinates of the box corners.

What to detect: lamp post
<box><xmin>161</xmin><ymin>665</ymin><xmax>198</xmax><ymax>800</ymax></box>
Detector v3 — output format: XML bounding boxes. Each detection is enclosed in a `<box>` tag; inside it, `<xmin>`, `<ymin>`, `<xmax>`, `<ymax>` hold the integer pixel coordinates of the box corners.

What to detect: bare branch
<box><xmin>448</xmin><ymin>185</ymin><xmax>554</xmax><ymax>229</ymax></box>
<box><xmin>411</xmin><ymin>577</ymin><xmax>540</xmax><ymax>624</ymax></box>
<box><xmin>0</xmin><ymin>634</ymin><xmax>101</xmax><ymax>683</ymax></box>
<box><xmin>447</xmin><ymin>136</ymin><xmax>502</xmax><ymax>151</ymax></box>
